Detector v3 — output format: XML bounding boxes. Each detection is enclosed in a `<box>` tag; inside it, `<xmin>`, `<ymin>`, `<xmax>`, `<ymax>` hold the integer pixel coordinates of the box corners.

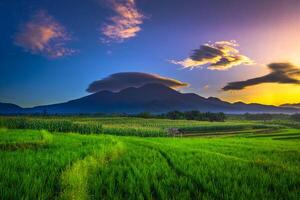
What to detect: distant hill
<box><xmin>16</xmin><ymin>83</ymin><xmax>299</xmax><ymax>114</ymax></box>
<box><xmin>0</xmin><ymin>102</ymin><xmax>23</xmax><ymax>114</ymax></box>
<box><xmin>280</xmin><ymin>103</ymin><xmax>300</xmax><ymax>109</ymax></box>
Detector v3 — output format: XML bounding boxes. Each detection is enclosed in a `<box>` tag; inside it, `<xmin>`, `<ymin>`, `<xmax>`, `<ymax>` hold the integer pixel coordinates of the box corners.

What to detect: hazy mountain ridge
<box><xmin>0</xmin><ymin>103</ymin><xmax>23</xmax><ymax>114</ymax></box>
<box><xmin>1</xmin><ymin>84</ymin><xmax>299</xmax><ymax>114</ymax></box>
<box><xmin>280</xmin><ymin>103</ymin><xmax>300</xmax><ymax>109</ymax></box>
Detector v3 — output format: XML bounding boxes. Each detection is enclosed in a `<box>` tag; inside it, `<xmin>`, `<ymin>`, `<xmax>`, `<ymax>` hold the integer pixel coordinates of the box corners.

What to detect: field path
<box><xmin>58</xmin><ymin>139</ymin><xmax>125</xmax><ymax>200</ymax></box>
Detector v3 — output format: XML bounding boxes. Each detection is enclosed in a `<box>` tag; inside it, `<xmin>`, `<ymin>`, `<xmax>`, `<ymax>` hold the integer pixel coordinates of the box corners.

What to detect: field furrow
<box><xmin>59</xmin><ymin>141</ymin><xmax>125</xmax><ymax>200</ymax></box>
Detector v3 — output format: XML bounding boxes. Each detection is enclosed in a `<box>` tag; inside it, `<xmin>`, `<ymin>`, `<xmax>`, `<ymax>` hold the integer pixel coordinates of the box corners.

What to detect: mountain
<box><xmin>0</xmin><ymin>103</ymin><xmax>23</xmax><ymax>114</ymax></box>
<box><xmin>19</xmin><ymin>83</ymin><xmax>299</xmax><ymax>114</ymax></box>
<box><xmin>280</xmin><ymin>103</ymin><xmax>300</xmax><ymax>109</ymax></box>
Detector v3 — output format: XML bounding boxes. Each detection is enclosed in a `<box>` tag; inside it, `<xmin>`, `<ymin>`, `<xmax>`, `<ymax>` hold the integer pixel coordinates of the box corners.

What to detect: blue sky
<box><xmin>1</xmin><ymin>0</ymin><xmax>300</xmax><ymax>107</ymax></box>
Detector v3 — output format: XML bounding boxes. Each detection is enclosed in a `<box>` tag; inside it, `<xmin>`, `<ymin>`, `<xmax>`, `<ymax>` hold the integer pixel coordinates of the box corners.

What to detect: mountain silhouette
<box><xmin>1</xmin><ymin>83</ymin><xmax>299</xmax><ymax>114</ymax></box>
<box><xmin>280</xmin><ymin>103</ymin><xmax>300</xmax><ymax>109</ymax></box>
<box><xmin>0</xmin><ymin>102</ymin><xmax>23</xmax><ymax>114</ymax></box>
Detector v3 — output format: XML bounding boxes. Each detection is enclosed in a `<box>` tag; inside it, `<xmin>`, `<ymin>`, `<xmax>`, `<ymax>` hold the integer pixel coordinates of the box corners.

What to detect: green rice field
<box><xmin>0</xmin><ymin>116</ymin><xmax>299</xmax><ymax>199</ymax></box>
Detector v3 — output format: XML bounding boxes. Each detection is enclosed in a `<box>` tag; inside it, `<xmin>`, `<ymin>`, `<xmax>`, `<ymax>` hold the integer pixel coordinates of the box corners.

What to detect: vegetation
<box><xmin>243</xmin><ymin>113</ymin><xmax>275</xmax><ymax>121</ymax></box>
<box><xmin>291</xmin><ymin>113</ymin><xmax>300</xmax><ymax>122</ymax></box>
<box><xmin>11</xmin><ymin>110</ymin><xmax>227</xmax><ymax>122</ymax></box>
<box><xmin>0</xmin><ymin>116</ymin><xmax>278</xmax><ymax>137</ymax></box>
<box><xmin>0</xmin><ymin>116</ymin><xmax>299</xmax><ymax>199</ymax></box>
<box><xmin>164</xmin><ymin>110</ymin><xmax>226</xmax><ymax>121</ymax></box>
<box><xmin>0</xmin><ymin>117</ymin><xmax>102</xmax><ymax>134</ymax></box>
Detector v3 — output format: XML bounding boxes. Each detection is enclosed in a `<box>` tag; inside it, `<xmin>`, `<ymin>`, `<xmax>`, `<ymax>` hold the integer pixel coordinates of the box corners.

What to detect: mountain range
<box><xmin>0</xmin><ymin>84</ymin><xmax>299</xmax><ymax>114</ymax></box>
<box><xmin>280</xmin><ymin>103</ymin><xmax>300</xmax><ymax>109</ymax></box>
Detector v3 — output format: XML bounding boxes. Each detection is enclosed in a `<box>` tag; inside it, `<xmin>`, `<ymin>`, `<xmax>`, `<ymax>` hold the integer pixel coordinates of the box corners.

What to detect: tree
<box><xmin>136</xmin><ymin>112</ymin><xmax>152</xmax><ymax>118</ymax></box>
<box><xmin>166</xmin><ymin>111</ymin><xmax>184</xmax><ymax>120</ymax></box>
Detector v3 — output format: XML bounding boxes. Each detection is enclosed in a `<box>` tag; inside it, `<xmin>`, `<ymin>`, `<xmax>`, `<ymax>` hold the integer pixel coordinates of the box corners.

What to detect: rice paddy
<box><xmin>0</xmin><ymin>116</ymin><xmax>299</xmax><ymax>199</ymax></box>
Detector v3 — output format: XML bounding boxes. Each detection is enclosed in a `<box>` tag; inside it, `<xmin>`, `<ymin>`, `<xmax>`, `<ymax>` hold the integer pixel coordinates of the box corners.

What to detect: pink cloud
<box><xmin>14</xmin><ymin>10</ymin><xmax>76</xmax><ymax>58</ymax></box>
<box><xmin>101</xmin><ymin>0</ymin><xmax>145</xmax><ymax>43</ymax></box>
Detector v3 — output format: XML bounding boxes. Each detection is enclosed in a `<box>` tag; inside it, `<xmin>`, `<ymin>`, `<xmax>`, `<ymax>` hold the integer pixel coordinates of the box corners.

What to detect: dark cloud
<box><xmin>171</xmin><ymin>40</ymin><xmax>253</xmax><ymax>70</ymax></box>
<box><xmin>223</xmin><ymin>62</ymin><xmax>300</xmax><ymax>91</ymax></box>
<box><xmin>190</xmin><ymin>45</ymin><xmax>223</xmax><ymax>60</ymax></box>
<box><xmin>87</xmin><ymin>72</ymin><xmax>189</xmax><ymax>93</ymax></box>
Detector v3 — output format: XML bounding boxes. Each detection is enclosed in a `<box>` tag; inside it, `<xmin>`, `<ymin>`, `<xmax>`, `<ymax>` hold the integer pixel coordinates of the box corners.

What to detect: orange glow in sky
<box><xmin>218</xmin><ymin>18</ymin><xmax>300</xmax><ymax>105</ymax></box>
<box><xmin>220</xmin><ymin>83</ymin><xmax>300</xmax><ymax>106</ymax></box>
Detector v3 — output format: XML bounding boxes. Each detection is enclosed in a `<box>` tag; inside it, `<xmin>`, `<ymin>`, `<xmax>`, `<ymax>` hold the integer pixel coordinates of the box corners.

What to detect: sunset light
<box><xmin>1</xmin><ymin>1</ymin><xmax>300</xmax><ymax>199</ymax></box>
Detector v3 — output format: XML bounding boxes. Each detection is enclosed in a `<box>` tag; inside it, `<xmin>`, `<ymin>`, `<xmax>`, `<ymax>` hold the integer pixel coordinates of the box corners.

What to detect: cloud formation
<box><xmin>14</xmin><ymin>10</ymin><xmax>75</xmax><ymax>58</ymax></box>
<box><xmin>171</xmin><ymin>40</ymin><xmax>253</xmax><ymax>70</ymax></box>
<box><xmin>86</xmin><ymin>72</ymin><xmax>189</xmax><ymax>93</ymax></box>
<box><xmin>223</xmin><ymin>62</ymin><xmax>300</xmax><ymax>91</ymax></box>
<box><xmin>101</xmin><ymin>0</ymin><xmax>144</xmax><ymax>42</ymax></box>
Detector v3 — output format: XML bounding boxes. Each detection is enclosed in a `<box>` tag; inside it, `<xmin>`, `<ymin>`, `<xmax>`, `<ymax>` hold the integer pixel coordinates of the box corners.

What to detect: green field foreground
<box><xmin>0</xmin><ymin>116</ymin><xmax>281</xmax><ymax>137</ymax></box>
<box><xmin>0</xmin><ymin>117</ymin><xmax>300</xmax><ymax>199</ymax></box>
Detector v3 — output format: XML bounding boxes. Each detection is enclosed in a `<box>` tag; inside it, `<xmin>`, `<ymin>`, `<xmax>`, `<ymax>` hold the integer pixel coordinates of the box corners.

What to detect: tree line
<box><xmin>135</xmin><ymin>110</ymin><xmax>226</xmax><ymax>122</ymax></box>
<box><xmin>291</xmin><ymin>114</ymin><xmax>300</xmax><ymax>122</ymax></box>
<box><xmin>242</xmin><ymin>113</ymin><xmax>300</xmax><ymax>121</ymax></box>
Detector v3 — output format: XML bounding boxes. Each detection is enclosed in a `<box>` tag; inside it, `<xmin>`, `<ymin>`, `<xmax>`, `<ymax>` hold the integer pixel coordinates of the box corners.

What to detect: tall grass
<box><xmin>0</xmin><ymin>117</ymin><xmax>102</xmax><ymax>134</ymax></box>
<box><xmin>0</xmin><ymin>130</ymin><xmax>117</xmax><ymax>199</ymax></box>
<box><xmin>102</xmin><ymin>125</ymin><xmax>167</xmax><ymax>137</ymax></box>
<box><xmin>178</xmin><ymin>124</ymin><xmax>278</xmax><ymax>134</ymax></box>
<box><xmin>0</xmin><ymin>116</ymin><xmax>283</xmax><ymax>137</ymax></box>
<box><xmin>0</xmin><ymin>120</ymin><xmax>299</xmax><ymax>199</ymax></box>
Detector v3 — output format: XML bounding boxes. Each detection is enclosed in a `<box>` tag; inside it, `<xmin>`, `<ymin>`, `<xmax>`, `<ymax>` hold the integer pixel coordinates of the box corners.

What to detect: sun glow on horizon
<box><xmin>220</xmin><ymin>83</ymin><xmax>300</xmax><ymax>106</ymax></box>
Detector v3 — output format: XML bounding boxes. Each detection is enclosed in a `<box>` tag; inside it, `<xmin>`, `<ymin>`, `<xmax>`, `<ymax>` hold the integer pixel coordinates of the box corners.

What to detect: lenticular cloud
<box><xmin>171</xmin><ymin>40</ymin><xmax>253</xmax><ymax>70</ymax></box>
<box><xmin>87</xmin><ymin>72</ymin><xmax>189</xmax><ymax>93</ymax></box>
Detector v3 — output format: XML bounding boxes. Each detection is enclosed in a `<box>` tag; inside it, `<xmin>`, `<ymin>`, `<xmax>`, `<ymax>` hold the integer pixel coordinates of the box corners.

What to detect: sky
<box><xmin>1</xmin><ymin>0</ymin><xmax>300</xmax><ymax>107</ymax></box>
